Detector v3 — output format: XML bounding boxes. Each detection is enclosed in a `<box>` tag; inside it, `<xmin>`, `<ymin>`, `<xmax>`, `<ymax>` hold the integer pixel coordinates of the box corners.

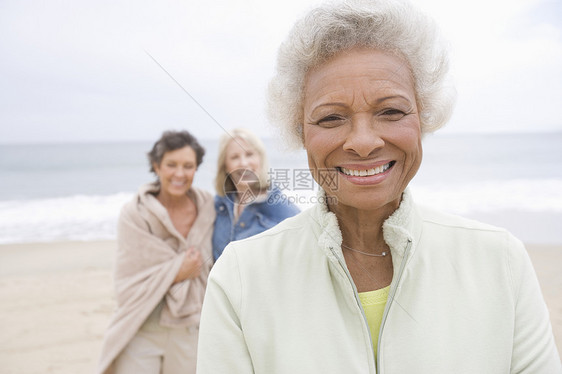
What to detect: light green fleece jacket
<box><xmin>197</xmin><ymin>189</ymin><xmax>561</xmax><ymax>373</ymax></box>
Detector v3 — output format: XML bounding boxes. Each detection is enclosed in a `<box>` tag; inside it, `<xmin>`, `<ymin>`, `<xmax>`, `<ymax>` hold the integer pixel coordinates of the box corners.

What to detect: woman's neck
<box><xmin>329</xmin><ymin>202</ymin><xmax>396</xmax><ymax>252</ymax></box>
<box><xmin>234</xmin><ymin>183</ymin><xmax>267</xmax><ymax>205</ymax></box>
<box><xmin>156</xmin><ymin>189</ymin><xmax>191</xmax><ymax>210</ymax></box>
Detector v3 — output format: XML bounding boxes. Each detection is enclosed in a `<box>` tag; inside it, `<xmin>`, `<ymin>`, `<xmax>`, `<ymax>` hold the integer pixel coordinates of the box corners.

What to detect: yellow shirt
<box><xmin>358</xmin><ymin>285</ymin><xmax>390</xmax><ymax>360</ymax></box>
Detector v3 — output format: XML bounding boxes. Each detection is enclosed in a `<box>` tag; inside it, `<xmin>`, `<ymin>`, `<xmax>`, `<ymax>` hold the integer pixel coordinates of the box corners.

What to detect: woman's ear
<box><xmin>152</xmin><ymin>162</ymin><xmax>160</xmax><ymax>176</ymax></box>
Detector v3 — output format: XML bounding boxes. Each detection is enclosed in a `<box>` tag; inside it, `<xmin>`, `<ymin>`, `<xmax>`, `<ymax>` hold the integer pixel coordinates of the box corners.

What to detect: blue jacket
<box><xmin>212</xmin><ymin>187</ymin><xmax>300</xmax><ymax>261</ymax></box>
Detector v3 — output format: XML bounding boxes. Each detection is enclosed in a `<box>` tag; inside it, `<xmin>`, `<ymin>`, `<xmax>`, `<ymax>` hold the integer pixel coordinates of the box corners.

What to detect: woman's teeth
<box><xmin>339</xmin><ymin>162</ymin><xmax>392</xmax><ymax>177</ymax></box>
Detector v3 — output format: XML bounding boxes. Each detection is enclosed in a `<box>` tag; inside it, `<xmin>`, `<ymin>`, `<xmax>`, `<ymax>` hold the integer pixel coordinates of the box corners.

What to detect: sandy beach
<box><xmin>0</xmin><ymin>240</ymin><xmax>560</xmax><ymax>373</ymax></box>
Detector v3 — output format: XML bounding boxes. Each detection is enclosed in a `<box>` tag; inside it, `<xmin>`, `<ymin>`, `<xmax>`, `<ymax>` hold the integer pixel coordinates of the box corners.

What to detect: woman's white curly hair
<box><xmin>267</xmin><ymin>0</ymin><xmax>456</xmax><ymax>149</ymax></box>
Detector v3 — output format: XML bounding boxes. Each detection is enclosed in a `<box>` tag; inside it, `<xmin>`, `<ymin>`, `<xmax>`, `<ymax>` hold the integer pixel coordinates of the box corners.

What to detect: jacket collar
<box><xmin>382</xmin><ymin>188</ymin><xmax>421</xmax><ymax>258</ymax></box>
<box><xmin>311</xmin><ymin>188</ymin><xmax>421</xmax><ymax>262</ymax></box>
<box><xmin>215</xmin><ymin>186</ymin><xmax>282</xmax><ymax>211</ymax></box>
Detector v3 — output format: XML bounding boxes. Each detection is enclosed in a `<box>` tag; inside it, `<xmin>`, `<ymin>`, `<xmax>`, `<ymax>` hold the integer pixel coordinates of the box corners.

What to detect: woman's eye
<box><xmin>316</xmin><ymin>115</ymin><xmax>345</xmax><ymax>127</ymax></box>
<box><xmin>381</xmin><ymin>109</ymin><xmax>406</xmax><ymax>120</ymax></box>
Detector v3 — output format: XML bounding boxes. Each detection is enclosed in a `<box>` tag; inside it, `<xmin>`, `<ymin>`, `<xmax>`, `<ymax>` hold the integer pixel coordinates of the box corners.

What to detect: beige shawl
<box><xmin>97</xmin><ymin>183</ymin><xmax>215</xmax><ymax>374</ymax></box>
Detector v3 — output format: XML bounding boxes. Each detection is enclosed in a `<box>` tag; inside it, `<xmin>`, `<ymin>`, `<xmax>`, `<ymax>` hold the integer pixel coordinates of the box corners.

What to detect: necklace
<box><xmin>341</xmin><ymin>243</ymin><xmax>388</xmax><ymax>257</ymax></box>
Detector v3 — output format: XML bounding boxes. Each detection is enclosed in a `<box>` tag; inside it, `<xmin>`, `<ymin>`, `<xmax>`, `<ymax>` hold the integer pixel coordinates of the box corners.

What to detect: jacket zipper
<box><xmin>330</xmin><ymin>238</ymin><xmax>412</xmax><ymax>374</ymax></box>
<box><xmin>329</xmin><ymin>246</ymin><xmax>376</xmax><ymax>373</ymax></box>
<box><xmin>376</xmin><ymin>238</ymin><xmax>412</xmax><ymax>373</ymax></box>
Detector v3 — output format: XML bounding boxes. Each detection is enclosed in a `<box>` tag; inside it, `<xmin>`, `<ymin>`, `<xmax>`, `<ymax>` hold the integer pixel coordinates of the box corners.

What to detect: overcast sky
<box><xmin>1</xmin><ymin>0</ymin><xmax>561</xmax><ymax>144</ymax></box>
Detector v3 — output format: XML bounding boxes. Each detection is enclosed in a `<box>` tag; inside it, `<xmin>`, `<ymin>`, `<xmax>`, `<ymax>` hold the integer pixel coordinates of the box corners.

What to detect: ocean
<box><xmin>1</xmin><ymin>132</ymin><xmax>561</xmax><ymax>244</ymax></box>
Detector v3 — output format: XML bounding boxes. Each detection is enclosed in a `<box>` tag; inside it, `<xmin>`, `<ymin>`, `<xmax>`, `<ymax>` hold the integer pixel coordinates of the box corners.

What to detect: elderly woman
<box><xmin>212</xmin><ymin>128</ymin><xmax>299</xmax><ymax>260</ymax></box>
<box><xmin>197</xmin><ymin>1</ymin><xmax>561</xmax><ymax>373</ymax></box>
<box><xmin>98</xmin><ymin>130</ymin><xmax>214</xmax><ymax>374</ymax></box>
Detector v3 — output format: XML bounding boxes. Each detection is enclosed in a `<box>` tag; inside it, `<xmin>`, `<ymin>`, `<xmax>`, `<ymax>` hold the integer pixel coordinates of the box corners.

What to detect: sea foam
<box><xmin>411</xmin><ymin>178</ymin><xmax>562</xmax><ymax>214</ymax></box>
<box><xmin>0</xmin><ymin>193</ymin><xmax>133</xmax><ymax>244</ymax></box>
<box><xmin>1</xmin><ymin>178</ymin><xmax>562</xmax><ymax>244</ymax></box>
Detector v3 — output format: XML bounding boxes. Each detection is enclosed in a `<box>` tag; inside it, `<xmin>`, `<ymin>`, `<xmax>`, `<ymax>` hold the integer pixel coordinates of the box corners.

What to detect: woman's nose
<box><xmin>342</xmin><ymin>115</ymin><xmax>385</xmax><ymax>158</ymax></box>
<box><xmin>174</xmin><ymin>166</ymin><xmax>185</xmax><ymax>176</ymax></box>
<box><xmin>238</xmin><ymin>156</ymin><xmax>249</xmax><ymax>168</ymax></box>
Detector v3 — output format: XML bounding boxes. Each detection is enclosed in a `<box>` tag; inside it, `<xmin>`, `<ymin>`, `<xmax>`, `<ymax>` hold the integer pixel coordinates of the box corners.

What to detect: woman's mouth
<box><xmin>337</xmin><ymin>161</ymin><xmax>395</xmax><ymax>177</ymax></box>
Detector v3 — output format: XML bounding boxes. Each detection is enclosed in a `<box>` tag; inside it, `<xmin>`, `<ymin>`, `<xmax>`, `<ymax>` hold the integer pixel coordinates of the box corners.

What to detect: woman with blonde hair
<box><xmin>197</xmin><ymin>1</ymin><xmax>561</xmax><ymax>373</ymax></box>
<box><xmin>212</xmin><ymin>128</ymin><xmax>299</xmax><ymax>261</ymax></box>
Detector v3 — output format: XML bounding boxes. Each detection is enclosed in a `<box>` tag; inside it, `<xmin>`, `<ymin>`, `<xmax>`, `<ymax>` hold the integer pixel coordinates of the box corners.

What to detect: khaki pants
<box><xmin>113</xmin><ymin>303</ymin><xmax>199</xmax><ymax>374</ymax></box>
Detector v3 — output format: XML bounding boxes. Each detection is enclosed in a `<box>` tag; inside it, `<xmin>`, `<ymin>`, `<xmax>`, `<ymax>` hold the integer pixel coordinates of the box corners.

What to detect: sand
<box><xmin>0</xmin><ymin>241</ymin><xmax>115</xmax><ymax>374</ymax></box>
<box><xmin>0</xmin><ymin>240</ymin><xmax>560</xmax><ymax>373</ymax></box>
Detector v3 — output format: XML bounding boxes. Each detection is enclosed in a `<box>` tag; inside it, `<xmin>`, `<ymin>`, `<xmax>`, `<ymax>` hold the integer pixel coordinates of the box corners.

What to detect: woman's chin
<box><xmin>325</xmin><ymin>188</ymin><xmax>402</xmax><ymax>214</ymax></box>
<box><xmin>235</xmin><ymin>181</ymin><xmax>260</xmax><ymax>191</ymax></box>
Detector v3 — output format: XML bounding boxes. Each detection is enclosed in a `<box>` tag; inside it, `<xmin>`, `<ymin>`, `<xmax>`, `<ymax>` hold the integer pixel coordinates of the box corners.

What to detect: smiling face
<box><xmin>153</xmin><ymin>146</ymin><xmax>198</xmax><ymax>198</ymax></box>
<box><xmin>224</xmin><ymin>138</ymin><xmax>262</xmax><ymax>191</ymax></box>
<box><xmin>303</xmin><ymin>48</ymin><xmax>422</xmax><ymax>214</ymax></box>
